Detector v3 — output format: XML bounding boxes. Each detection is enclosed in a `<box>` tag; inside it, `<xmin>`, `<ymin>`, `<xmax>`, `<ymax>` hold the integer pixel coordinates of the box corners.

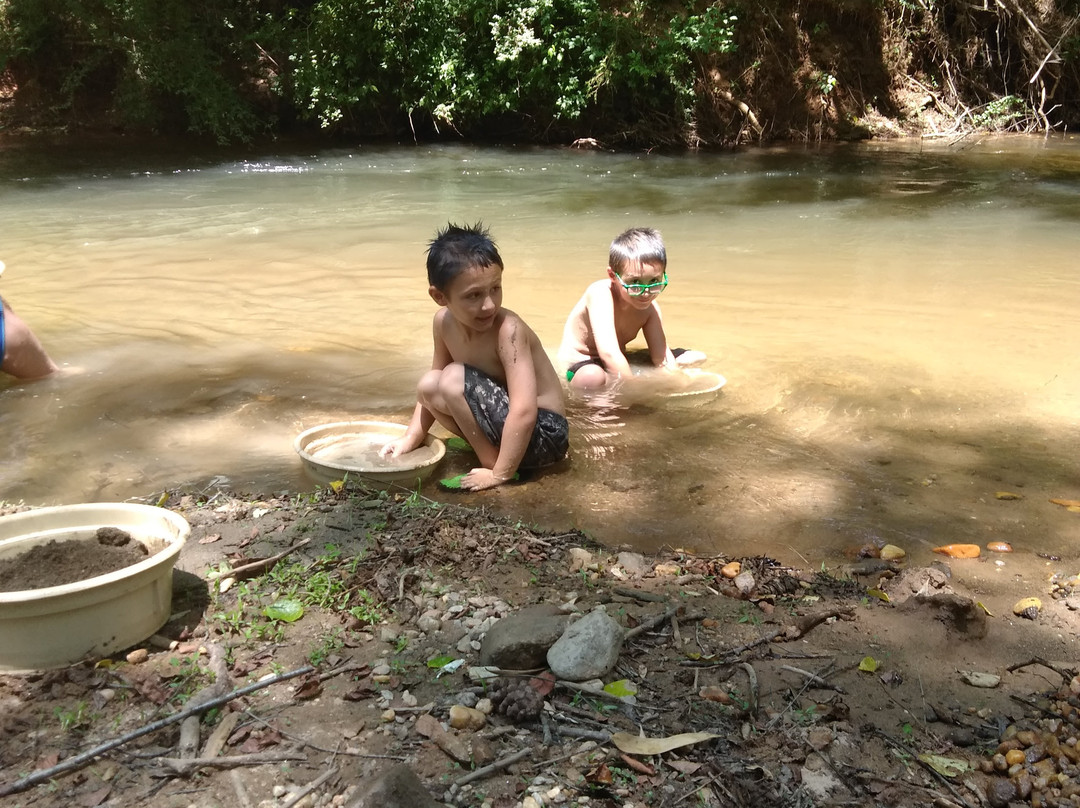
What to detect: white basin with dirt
<box><xmin>0</xmin><ymin>503</ymin><xmax>190</xmax><ymax>672</ymax></box>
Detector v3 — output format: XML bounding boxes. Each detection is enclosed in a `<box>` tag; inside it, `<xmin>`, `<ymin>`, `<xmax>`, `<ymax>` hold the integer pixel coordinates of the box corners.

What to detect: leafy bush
<box><xmin>0</xmin><ymin>0</ymin><xmax>268</xmax><ymax>141</ymax></box>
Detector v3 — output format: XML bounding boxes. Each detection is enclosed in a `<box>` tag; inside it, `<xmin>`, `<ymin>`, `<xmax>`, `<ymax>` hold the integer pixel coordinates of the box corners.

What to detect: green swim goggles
<box><xmin>617</xmin><ymin>272</ymin><xmax>669</xmax><ymax>297</ymax></box>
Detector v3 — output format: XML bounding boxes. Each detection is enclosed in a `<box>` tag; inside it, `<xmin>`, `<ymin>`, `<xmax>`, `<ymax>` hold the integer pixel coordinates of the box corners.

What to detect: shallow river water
<box><xmin>2</xmin><ymin>134</ymin><xmax>1078</xmax><ymax>567</ymax></box>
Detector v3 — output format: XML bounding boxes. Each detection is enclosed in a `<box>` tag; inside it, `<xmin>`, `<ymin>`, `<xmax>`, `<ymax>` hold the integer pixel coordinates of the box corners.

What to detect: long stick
<box><xmin>157</xmin><ymin>749</ymin><xmax>307</xmax><ymax>777</ymax></box>
<box><xmin>0</xmin><ymin>665</ymin><xmax>314</xmax><ymax>798</ymax></box>
<box><xmin>452</xmin><ymin>748</ymin><xmax>532</xmax><ymax>787</ymax></box>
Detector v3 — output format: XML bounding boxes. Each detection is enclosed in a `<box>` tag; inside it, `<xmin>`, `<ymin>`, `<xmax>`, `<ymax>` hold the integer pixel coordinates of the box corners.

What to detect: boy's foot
<box><xmin>672</xmin><ymin>348</ymin><xmax>707</xmax><ymax>368</ymax></box>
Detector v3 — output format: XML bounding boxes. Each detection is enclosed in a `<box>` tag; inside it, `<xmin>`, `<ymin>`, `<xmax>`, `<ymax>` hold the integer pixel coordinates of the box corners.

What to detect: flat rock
<box><xmin>479</xmin><ymin>604</ymin><xmax>569</xmax><ymax>669</ymax></box>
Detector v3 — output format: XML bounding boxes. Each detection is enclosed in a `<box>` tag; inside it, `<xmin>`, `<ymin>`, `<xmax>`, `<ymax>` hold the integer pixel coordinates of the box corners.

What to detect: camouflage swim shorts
<box><xmin>463</xmin><ymin>365</ymin><xmax>569</xmax><ymax>469</ymax></box>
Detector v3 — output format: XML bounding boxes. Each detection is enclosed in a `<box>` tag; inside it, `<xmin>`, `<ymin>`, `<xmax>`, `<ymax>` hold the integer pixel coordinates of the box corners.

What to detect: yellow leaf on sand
<box><xmin>858</xmin><ymin>656</ymin><xmax>880</xmax><ymax>673</ymax></box>
<box><xmin>918</xmin><ymin>753</ymin><xmax>970</xmax><ymax>778</ymax></box>
<box><xmin>610</xmin><ymin>731</ymin><xmax>720</xmax><ymax>755</ymax></box>
<box><xmin>329</xmin><ymin>479</ymin><xmax>345</xmax><ymax>494</ymax></box>
<box><xmin>995</xmin><ymin>491</ymin><xmax>1023</xmax><ymax>500</ymax></box>
<box><xmin>1050</xmin><ymin>499</ymin><xmax>1080</xmax><ymax>508</ymax></box>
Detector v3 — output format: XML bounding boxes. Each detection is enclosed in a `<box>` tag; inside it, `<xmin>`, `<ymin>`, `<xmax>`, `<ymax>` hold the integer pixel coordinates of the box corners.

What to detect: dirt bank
<box><xmin>2</xmin><ymin>483</ymin><xmax>1080</xmax><ymax>807</ymax></box>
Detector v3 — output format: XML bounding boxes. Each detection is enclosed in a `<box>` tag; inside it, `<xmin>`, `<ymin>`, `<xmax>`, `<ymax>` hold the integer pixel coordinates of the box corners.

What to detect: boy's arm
<box><xmin>642</xmin><ymin>302</ymin><xmax>674</xmax><ymax>367</ymax></box>
<box><xmin>585</xmin><ymin>284</ymin><xmax>634</xmax><ymax>377</ymax></box>
<box><xmin>381</xmin><ymin>316</ymin><xmax>450</xmax><ymax>457</ymax></box>
<box><xmin>461</xmin><ymin>317</ymin><xmax>538</xmax><ymax>491</ymax></box>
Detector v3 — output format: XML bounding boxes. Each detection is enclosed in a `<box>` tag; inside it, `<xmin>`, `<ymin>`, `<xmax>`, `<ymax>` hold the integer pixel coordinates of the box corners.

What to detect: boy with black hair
<box><xmin>381</xmin><ymin>223</ymin><xmax>568</xmax><ymax>490</ymax></box>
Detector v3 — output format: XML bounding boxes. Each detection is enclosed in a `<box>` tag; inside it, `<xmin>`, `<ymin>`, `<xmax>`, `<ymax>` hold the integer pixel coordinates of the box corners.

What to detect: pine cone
<box><xmin>489</xmin><ymin>678</ymin><xmax>544</xmax><ymax>723</ymax></box>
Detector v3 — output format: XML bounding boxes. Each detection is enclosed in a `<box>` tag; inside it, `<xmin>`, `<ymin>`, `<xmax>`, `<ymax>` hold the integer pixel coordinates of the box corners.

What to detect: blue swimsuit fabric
<box><xmin>462</xmin><ymin>364</ymin><xmax>570</xmax><ymax>469</ymax></box>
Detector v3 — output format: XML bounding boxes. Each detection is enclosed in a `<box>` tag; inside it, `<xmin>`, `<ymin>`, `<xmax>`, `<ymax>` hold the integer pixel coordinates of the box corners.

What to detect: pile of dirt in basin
<box><xmin>0</xmin><ymin>527</ymin><xmax>148</xmax><ymax>592</ymax></box>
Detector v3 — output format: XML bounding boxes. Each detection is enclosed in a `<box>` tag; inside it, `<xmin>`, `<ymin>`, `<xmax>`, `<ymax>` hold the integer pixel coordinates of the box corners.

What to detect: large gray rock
<box><xmin>479</xmin><ymin>604</ymin><xmax>569</xmax><ymax>670</ymax></box>
<box><xmin>345</xmin><ymin>764</ymin><xmax>444</xmax><ymax>808</ymax></box>
<box><xmin>546</xmin><ymin>607</ymin><xmax>624</xmax><ymax>681</ymax></box>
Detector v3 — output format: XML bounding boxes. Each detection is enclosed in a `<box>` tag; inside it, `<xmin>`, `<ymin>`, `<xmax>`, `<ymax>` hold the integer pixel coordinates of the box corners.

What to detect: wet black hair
<box><xmin>426</xmin><ymin>222</ymin><xmax>504</xmax><ymax>291</ymax></box>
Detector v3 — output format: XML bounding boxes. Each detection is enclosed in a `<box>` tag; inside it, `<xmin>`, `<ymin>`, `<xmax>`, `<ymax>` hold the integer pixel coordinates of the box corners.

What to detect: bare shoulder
<box><xmin>583</xmin><ymin>278</ymin><xmax>614</xmax><ymax>303</ymax></box>
<box><xmin>496</xmin><ymin>308</ymin><xmax>536</xmax><ymax>341</ymax></box>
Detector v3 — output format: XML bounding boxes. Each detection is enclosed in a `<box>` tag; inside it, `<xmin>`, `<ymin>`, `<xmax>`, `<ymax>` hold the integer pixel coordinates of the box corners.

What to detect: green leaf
<box><xmin>603</xmin><ymin>679</ymin><xmax>638</xmax><ymax>698</ymax></box>
<box><xmin>858</xmin><ymin>656</ymin><xmax>879</xmax><ymax>673</ymax></box>
<box><xmin>264</xmin><ymin>599</ymin><xmax>304</xmax><ymax>622</ymax></box>
<box><xmin>427</xmin><ymin>655</ymin><xmax>456</xmax><ymax>669</ymax></box>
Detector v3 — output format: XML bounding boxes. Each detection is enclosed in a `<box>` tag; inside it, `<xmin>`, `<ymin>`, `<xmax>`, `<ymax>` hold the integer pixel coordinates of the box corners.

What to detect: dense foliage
<box><xmin>0</xmin><ymin>0</ymin><xmax>1077</xmax><ymax>146</ymax></box>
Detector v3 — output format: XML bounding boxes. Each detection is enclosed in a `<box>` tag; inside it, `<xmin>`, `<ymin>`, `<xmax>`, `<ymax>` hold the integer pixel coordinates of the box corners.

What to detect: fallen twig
<box><xmin>316</xmin><ymin>659</ymin><xmax>371</xmax><ymax>683</ymax></box>
<box><xmin>219</xmin><ymin>538</ymin><xmax>313</xmax><ymax>581</ymax></box>
<box><xmin>625</xmin><ymin>607</ymin><xmax>705</xmax><ymax>641</ymax></box>
<box><xmin>1006</xmin><ymin>656</ymin><xmax>1077</xmax><ymax>682</ymax></box>
<box><xmin>452</xmin><ymin>747</ymin><xmax>533</xmax><ymax>787</ymax></box>
<box><xmin>613</xmin><ymin>586</ymin><xmax>669</xmax><ymax>603</ymax></box>
<box><xmin>0</xmin><ymin>665</ymin><xmax>314</xmax><ymax>798</ymax></box>
<box><xmin>682</xmin><ymin>607</ymin><xmax>853</xmax><ymax>667</ymax></box>
<box><xmin>229</xmin><ymin>770</ymin><xmax>253</xmax><ymax>808</ymax></box>
<box><xmin>179</xmin><ymin>642</ymin><xmax>231</xmax><ymax>760</ymax></box>
<box><xmin>780</xmin><ymin>664</ymin><xmax>845</xmax><ymax>693</ymax></box>
<box><xmin>157</xmin><ymin>749</ymin><xmax>306</xmax><ymax>777</ymax></box>
<box><xmin>280</xmin><ymin>766</ymin><xmax>339</xmax><ymax>808</ymax></box>
<box><xmin>739</xmin><ymin>662</ymin><xmax>759</xmax><ymax>716</ymax></box>
<box><xmin>556</xmin><ymin>726</ymin><xmax>613</xmax><ymax>742</ymax></box>
<box><xmin>872</xmin><ymin>728</ymin><xmax>976</xmax><ymax>808</ymax></box>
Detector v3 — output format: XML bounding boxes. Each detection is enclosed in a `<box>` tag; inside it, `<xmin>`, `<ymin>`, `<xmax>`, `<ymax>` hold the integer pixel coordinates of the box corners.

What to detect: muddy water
<box><xmin>2</xmin><ymin>135</ymin><xmax>1079</xmax><ymax>568</ymax></box>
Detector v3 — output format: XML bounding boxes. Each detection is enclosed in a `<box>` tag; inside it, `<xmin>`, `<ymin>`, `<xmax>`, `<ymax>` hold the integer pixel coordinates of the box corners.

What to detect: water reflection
<box><xmin>2</xmin><ymin>135</ymin><xmax>1079</xmax><ymax>567</ymax></box>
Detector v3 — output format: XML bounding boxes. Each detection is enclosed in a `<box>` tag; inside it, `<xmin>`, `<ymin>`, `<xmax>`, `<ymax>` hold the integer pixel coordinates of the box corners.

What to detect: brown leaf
<box><xmin>77</xmin><ymin>785</ymin><xmax>112</xmax><ymax>807</ymax></box>
<box><xmin>666</xmin><ymin>759</ymin><xmax>702</xmax><ymax>775</ymax></box>
<box><xmin>586</xmin><ymin>762</ymin><xmax>613</xmax><ymax>785</ymax></box>
<box><xmin>37</xmin><ymin>751</ymin><xmax>61</xmax><ymax>769</ymax></box>
<box><xmin>529</xmin><ymin>671</ymin><xmax>556</xmax><ymax>697</ymax></box>
<box><xmin>343</xmin><ymin>679</ymin><xmax>377</xmax><ymax>701</ymax></box>
<box><xmin>238</xmin><ymin>727</ymin><xmax>282</xmax><ymax>754</ymax></box>
<box><xmin>293</xmin><ymin>676</ymin><xmax>323</xmax><ymax>701</ymax></box>
<box><xmin>120</xmin><ymin>669</ymin><xmax>171</xmax><ymax>705</ymax></box>
<box><xmin>198</xmin><ymin>533</ymin><xmax>222</xmax><ymax>545</ymax></box>
<box><xmin>619</xmin><ymin>753</ymin><xmax>655</xmax><ymax>775</ymax></box>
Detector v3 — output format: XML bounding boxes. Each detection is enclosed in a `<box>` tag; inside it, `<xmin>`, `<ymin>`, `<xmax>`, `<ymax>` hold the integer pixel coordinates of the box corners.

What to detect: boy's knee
<box><xmin>437</xmin><ymin>363</ymin><xmax>465</xmax><ymax>396</ymax></box>
<box><xmin>418</xmin><ymin>364</ymin><xmax>465</xmax><ymax>409</ymax></box>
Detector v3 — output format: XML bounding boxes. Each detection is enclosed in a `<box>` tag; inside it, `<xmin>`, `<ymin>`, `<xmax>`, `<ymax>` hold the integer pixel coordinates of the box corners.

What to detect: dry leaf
<box><xmin>619</xmin><ymin>753</ymin><xmax>655</xmax><ymax>775</ymax></box>
<box><xmin>699</xmin><ymin>686</ymin><xmax>733</xmax><ymax>704</ymax></box>
<box><xmin>666</xmin><ymin>759</ymin><xmax>702</xmax><ymax>775</ymax></box>
<box><xmin>1050</xmin><ymin>499</ymin><xmax>1080</xmax><ymax>508</ymax></box>
<box><xmin>610</xmin><ymin>731</ymin><xmax>720</xmax><ymax>755</ymax></box>
<box><xmin>77</xmin><ymin>785</ymin><xmax>112</xmax><ymax>807</ymax></box>
<box><xmin>293</xmin><ymin>675</ymin><xmax>323</xmax><ymax>701</ymax></box>
<box><xmin>530</xmin><ymin>670</ymin><xmax>556</xmax><ymax>697</ymax></box>
<box><xmin>198</xmin><ymin>533</ymin><xmax>222</xmax><ymax>545</ymax></box>
<box><xmin>585</xmin><ymin>762</ymin><xmax>614</xmax><ymax>785</ymax></box>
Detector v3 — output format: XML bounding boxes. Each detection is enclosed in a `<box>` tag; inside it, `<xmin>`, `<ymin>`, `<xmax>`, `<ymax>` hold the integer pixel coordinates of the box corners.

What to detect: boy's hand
<box><xmin>379</xmin><ymin>436</ymin><xmax>420</xmax><ymax>458</ymax></box>
<box><xmin>460</xmin><ymin>467</ymin><xmax>511</xmax><ymax>491</ymax></box>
